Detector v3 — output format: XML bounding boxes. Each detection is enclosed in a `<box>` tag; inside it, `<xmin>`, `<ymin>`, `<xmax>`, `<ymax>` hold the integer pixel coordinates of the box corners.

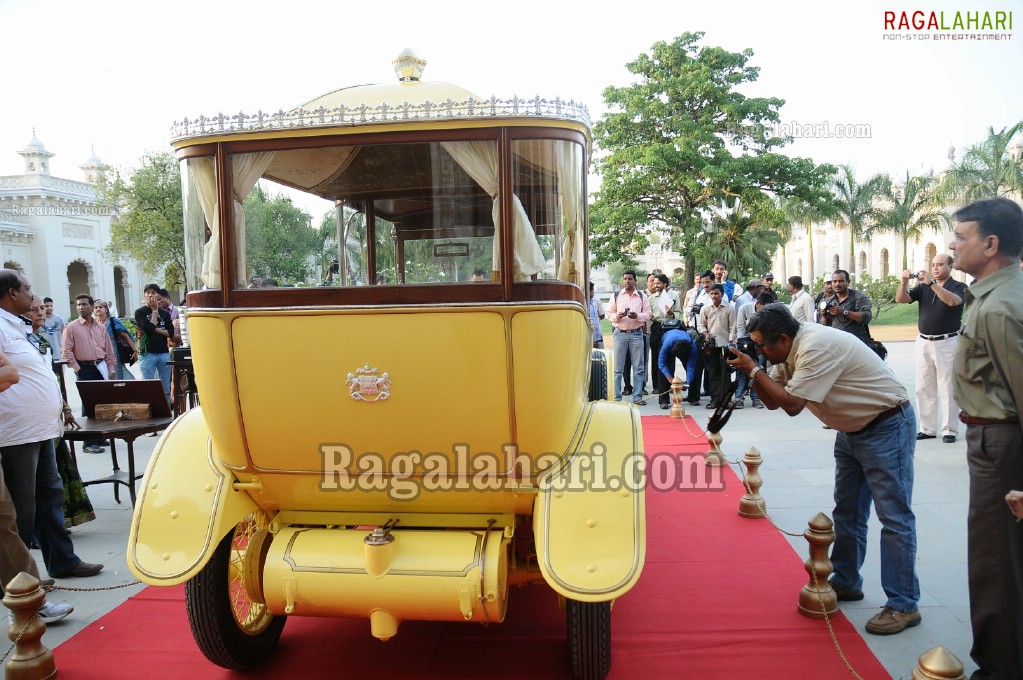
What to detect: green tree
<box><xmin>589</xmin><ymin>32</ymin><xmax>834</xmax><ymax>274</ymax></box>
<box><xmin>869</xmin><ymin>172</ymin><xmax>950</xmax><ymax>271</ymax></box>
<box><xmin>939</xmin><ymin>121</ymin><xmax>1023</xmax><ymax>202</ymax></box>
<box><xmin>830</xmin><ymin>165</ymin><xmax>885</xmax><ymax>275</ymax></box>
<box><xmin>776</xmin><ymin>195</ymin><xmax>834</xmax><ymax>287</ymax></box>
<box><xmin>100</xmin><ymin>151</ymin><xmax>184</xmax><ymax>287</ymax></box>
<box><xmin>244</xmin><ymin>186</ymin><xmax>318</xmax><ymax>283</ymax></box>
<box><xmin>856</xmin><ymin>273</ymin><xmax>901</xmax><ymax>321</ymax></box>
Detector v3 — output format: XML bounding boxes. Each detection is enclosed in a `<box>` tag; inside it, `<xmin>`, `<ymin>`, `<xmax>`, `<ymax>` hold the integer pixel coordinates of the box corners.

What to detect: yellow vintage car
<box><xmin>127</xmin><ymin>50</ymin><xmax>644</xmax><ymax>680</ymax></box>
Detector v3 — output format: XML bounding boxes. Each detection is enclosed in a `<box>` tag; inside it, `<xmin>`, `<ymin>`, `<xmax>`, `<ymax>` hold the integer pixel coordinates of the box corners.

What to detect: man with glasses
<box><xmin>895</xmin><ymin>254</ymin><xmax>967</xmax><ymax>444</ymax></box>
<box><xmin>948</xmin><ymin>198</ymin><xmax>1023</xmax><ymax>680</ymax></box>
<box><xmin>727</xmin><ymin>303</ymin><xmax>920</xmax><ymax>635</ymax></box>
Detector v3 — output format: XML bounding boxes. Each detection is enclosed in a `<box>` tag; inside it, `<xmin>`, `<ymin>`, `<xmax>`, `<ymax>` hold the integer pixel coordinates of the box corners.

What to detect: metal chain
<box><xmin>700</xmin><ymin>430</ymin><xmax>866</xmax><ymax>679</ymax></box>
<box><xmin>46</xmin><ymin>580</ymin><xmax>142</xmax><ymax>593</ymax></box>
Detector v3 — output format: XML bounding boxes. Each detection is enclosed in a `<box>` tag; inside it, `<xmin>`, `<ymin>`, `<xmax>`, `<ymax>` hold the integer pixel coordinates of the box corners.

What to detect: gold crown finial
<box><xmin>393</xmin><ymin>48</ymin><xmax>426</xmax><ymax>82</ymax></box>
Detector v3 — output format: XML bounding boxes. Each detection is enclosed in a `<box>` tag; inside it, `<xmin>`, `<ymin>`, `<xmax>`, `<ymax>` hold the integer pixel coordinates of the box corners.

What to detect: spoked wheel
<box><xmin>566</xmin><ymin>598</ymin><xmax>612</xmax><ymax>680</ymax></box>
<box><xmin>185</xmin><ymin>511</ymin><xmax>286</xmax><ymax>670</ymax></box>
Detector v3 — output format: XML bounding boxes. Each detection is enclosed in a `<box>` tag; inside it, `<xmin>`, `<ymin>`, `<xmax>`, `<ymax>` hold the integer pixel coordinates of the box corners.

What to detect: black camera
<box><xmin>690</xmin><ymin>303</ymin><xmax>704</xmax><ymax>315</ymax></box>
<box><xmin>701</xmin><ymin>336</ymin><xmax>717</xmax><ymax>355</ymax></box>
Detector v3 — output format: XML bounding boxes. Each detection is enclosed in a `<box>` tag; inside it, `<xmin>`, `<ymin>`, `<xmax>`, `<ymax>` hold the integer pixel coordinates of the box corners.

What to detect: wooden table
<box><xmin>64</xmin><ymin>416</ymin><xmax>174</xmax><ymax>506</ymax></box>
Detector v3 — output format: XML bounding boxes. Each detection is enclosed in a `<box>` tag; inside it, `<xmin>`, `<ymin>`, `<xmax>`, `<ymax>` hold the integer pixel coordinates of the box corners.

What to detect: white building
<box><xmin>0</xmin><ymin>134</ymin><xmax>146</xmax><ymax>319</ymax></box>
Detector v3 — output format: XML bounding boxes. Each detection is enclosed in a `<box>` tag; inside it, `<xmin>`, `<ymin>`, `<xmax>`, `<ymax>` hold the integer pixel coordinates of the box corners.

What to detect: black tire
<box><xmin>588</xmin><ymin>350</ymin><xmax>609</xmax><ymax>401</ymax></box>
<box><xmin>184</xmin><ymin>513</ymin><xmax>286</xmax><ymax>670</ymax></box>
<box><xmin>566</xmin><ymin>599</ymin><xmax>612</xmax><ymax>680</ymax></box>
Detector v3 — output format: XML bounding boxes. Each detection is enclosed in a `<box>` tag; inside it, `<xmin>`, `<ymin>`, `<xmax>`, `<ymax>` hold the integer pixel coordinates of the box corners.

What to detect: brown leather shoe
<box><xmin>54</xmin><ymin>561</ymin><xmax>103</xmax><ymax>578</ymax></box>
<box><xmin>865</xmin><ymin>606</ymin><xmax>921</xmax><ymax>635</ymax></box>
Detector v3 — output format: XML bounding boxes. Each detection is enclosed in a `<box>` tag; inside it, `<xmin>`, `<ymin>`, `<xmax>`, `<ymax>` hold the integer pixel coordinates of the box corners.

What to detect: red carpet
<box><xmin>54</xmin><ymin>416</ymin><xmax>889</xmax><ymax>679</ymax></box>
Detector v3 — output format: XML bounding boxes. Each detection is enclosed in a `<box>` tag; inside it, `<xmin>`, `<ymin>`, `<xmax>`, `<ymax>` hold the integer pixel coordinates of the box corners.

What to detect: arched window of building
<box><xmin>797</xmin><ymin>259</ymin><xmax>803</xmax><ymax>279</ymax></box>
<box><xmin>858</xmin><ymin>251</ymin><xmax>867</xmax><ymax>274</ymax></box>
<box><xmin>881</xmin><ymin>249</ymin><xmax>890</xmax><ymax>277</ymax></box>
<box><xmin>832</xmin><ymin>254</ymin><xmax>840</xmax><ymax>271</ymax></box>
<box><xmin>925</xmin><ymin>242</ymin><xmax>937</xmax><ymax>268</ymax></box>
<box><xmin>66</xmin><ymin>260</ymin><xmax>91</xmax><ymax>311</ymax></box>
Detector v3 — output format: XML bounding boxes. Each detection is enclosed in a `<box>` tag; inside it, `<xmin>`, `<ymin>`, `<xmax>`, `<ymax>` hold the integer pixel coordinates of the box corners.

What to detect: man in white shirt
<box><xmin>787</xmin><ymin>276</ymin><xmax>816</xmax><ymax>323</ymax></box>
<box><xmin>0</xmin><ymin>269</ymin><xmax>104</xmax><ymax>581</ymax></box>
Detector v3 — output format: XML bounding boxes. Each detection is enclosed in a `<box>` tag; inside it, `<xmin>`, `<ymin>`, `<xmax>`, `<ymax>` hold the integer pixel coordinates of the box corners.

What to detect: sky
<box><xmin>1</xmin><ymin>0</ymin><xmax>1020</xmax><ymax>187</ymax></box>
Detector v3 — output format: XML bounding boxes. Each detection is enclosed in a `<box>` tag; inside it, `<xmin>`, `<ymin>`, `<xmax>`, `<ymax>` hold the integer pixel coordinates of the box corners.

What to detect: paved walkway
<box><xmin>36</xmin><ymin>340</ymin><xmax>973</xmax><ymax>678</ymax></box>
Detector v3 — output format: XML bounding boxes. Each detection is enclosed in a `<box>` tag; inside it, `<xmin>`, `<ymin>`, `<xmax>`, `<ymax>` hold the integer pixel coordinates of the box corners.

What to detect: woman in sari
<box><xmin>95</xmin><ymin>300</ymin><xmax>137</xmax><ymax>380</ymax></box>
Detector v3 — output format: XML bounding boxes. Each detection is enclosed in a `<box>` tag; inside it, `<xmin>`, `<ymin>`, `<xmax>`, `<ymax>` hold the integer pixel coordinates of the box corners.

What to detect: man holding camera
<box><xmin>895</xmin><ymin>255</ymin><xmax>967</xmax><ymax>444</ymax></box>
<box><xmin>727</xmin><ymin>303</ymin><xmax>920</xmax><ymax>635</ymax></box>
<box><xmin>607</xmin><ymin>271</ymin><xmax>651</xmax><ymax>405</ymax></box>
<box><xmin>822</xmin><ymin>270</ymin><xmax>874</xmax><ymax>345</ymax></box>
<box><xmin>697</xmin><ymin>284</ymin><xmax>736</xmax><ymax>408</ymax></box>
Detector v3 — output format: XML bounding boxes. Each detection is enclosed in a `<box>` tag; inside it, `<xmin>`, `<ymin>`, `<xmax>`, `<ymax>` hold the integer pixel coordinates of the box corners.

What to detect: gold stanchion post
<box><xmin>797</xmin><ymin>512</ymin><xmax>838</xmax><ymax>619</ymax></box>
<box><xmin>704</xmin><ymin>431</ymin><xmax>725</xmax><ymax>467</ymax></box>
<box><xmin>738</xmin><ymin>446</ymin><xmax>765</xmax><ymax>518</ymax></box>
<box><xmin>669</xmin><ymin>377</ymin><xmax>686</xmax><ymax>419</ymax></box>
<box><xmin>911</xmin><ymin>646</ymin><xmax>966</xmax><ymax>680</ymax></box>
<box><xmin>4</xmin><ymin>571</ymin><xmax>57</xmax><ymax>680</ymax></box>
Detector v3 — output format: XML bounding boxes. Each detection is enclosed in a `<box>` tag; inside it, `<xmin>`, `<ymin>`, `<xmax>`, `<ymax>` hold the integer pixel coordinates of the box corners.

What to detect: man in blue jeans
<box><xmin>727</xmin><ymin>303</ymin><xmax>920</xmax><ymax>635</ymax></box>
<box><xmin>134</xmin><ymin>283</ymin><xmax>173</xmax><ymax>407</ymax></box>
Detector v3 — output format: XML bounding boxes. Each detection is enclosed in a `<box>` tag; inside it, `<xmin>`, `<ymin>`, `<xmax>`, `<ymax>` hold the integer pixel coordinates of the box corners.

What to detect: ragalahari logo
<box><xmin>883</xmin><ymin>8</ymin><xmax>1014</xmax><ymax>41</ymax></box>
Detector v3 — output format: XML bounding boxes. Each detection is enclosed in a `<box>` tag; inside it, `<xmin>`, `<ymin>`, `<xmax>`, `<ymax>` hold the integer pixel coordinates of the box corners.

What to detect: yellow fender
<box><xmin>127</xmin><ymin>407</ymin><xmax>259</xmax><ymax>585</ymax></box>
<box><xmin>534</xmin><ymin>401</ymin><xmax>645</xmax><ymax>601</ymax></box>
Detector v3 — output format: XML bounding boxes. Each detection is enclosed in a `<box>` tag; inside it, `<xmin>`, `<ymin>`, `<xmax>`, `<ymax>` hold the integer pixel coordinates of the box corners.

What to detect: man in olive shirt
<box><xmin>949</xmin><ymin>197</ymin><xmax>1023</xmax><ymax>680</ymax></box>
<box><xmin>727</xmin><ymin>303</ymin><xmax>920</xmax><ymax>635</ymax></box>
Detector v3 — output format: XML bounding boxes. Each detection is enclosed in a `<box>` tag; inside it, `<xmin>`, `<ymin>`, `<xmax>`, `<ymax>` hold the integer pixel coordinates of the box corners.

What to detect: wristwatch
<box><xmin>929</xmin><ymin>280</ymin><xmax>939</xmax><ymax>287</ymax></box>
<box><xmin>749</xmin><ymin>365</ymin><xmax>763</xmax><ymax>380</ymax></box>
<box><xmin>843</xmin><ymin>309</ymin><xmax>849</xmax><ymax>316</ymax></box>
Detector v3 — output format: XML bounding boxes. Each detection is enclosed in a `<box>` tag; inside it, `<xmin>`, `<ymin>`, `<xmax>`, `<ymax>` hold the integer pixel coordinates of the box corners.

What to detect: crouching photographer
<box><xmin>696</xmin><ymin>284</ymin><xmax>736</xmax><ymax>409</ymax></box>
<box><xmin>657</xmin><ymin>328</ymin><xmax>699</xmax><ymax>410</ymax></box>
<box><xmin>725</xmin><ymin>302</ymin><xmax>921</xmax><ymax>636</ymax></box>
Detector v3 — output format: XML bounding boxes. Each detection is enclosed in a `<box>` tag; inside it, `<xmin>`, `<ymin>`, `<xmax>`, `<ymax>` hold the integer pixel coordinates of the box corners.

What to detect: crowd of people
<box><xmin>597</xmin><ymin>198</ymin><xmax>1023</xmax><ymax>678</ymax></box>
<box><xmin>0</xmin><ymin>272</ymin><xmax>182</xmax><ymax>626</ymax></box>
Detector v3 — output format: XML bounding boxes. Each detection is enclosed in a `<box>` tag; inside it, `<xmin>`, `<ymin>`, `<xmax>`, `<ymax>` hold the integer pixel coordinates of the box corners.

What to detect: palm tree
<box><xmin>868</xmin><ymin>172</ymin><xmax>950</xmax><ymax>271</ymax></box>
<box><xmin>830</xmin><ymin>165</ymin><xmax>885</xmax><ymax>274</ymax></box>
<box><xmin>697</xmin><ymin>200</ymin><xmax>785</xmax><ymax>277</ymax></box>
<box><xmin>777</xmin><ymin>196</ymin><xmax>832</xmax><ymax>284</ymax></box>
<box><xmin>939</xmin><ymin>121</ymin><xmax>1023</xmax><ymax>202</ymax></box>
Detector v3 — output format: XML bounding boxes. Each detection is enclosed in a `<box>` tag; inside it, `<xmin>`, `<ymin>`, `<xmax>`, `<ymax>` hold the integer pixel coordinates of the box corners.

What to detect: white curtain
<box><xmin>192</xmin><ymin>158</ymin><xmax>220</xmax><ymax>288</ymax></box>
<box><xmin>440</xmin><ymin>141</ymin><xmax>545</xmax><ymax>280</ymax></box>
<box><xmin>231</xmin><ymin>152</ymin><xmax>275</xmax><ymax>287</ymax></box>
<box><xmin>556</xmin><ymin>142</ymin><xmax>583</xmax><ymax>284</ymax></box>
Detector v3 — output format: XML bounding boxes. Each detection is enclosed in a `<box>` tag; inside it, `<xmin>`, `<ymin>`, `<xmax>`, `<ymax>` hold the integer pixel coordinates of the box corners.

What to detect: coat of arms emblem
<box><xmin>346</xmin><ymin>364</ymin><xmax>391</xmax><ymax>402</ymax></box>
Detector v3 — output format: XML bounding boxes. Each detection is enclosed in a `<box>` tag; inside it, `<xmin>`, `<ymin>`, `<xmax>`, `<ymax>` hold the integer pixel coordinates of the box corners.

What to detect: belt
<box><xmin>850</xmin><ymin>401</ymin><xmax>909</xmax><ymax>435</ymax></box>
<box><xmin>77</xmin><ymin>359</ymin><xmax>104</xmax><ymax>366</ymax></box>
<box><xmin>919</xmin><ymin>332</ymin><xmax>960</xmax><ymax>341</ymax></box>
<box><xmin>616</xmin><ymin>328</ymin><xmax>642</xmax><ymax>333</ymax></box>
<box><xmin>960</xmin><ymin>412</ymin><xmax>1019</xmax><ymax>426</ymax></box>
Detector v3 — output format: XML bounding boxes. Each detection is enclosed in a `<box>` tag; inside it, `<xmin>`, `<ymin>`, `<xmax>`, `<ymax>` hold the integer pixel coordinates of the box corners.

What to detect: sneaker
<box><xmin>752</xmin><ymin>400</ymin><xmax>765</xmax><ymax>409</ymax></box>
<box><xmin>865</xmin><ymin>606</ymin><xmax>921</xmax><ymax>635</ymax></box>
<box><xmin>37</xmin><ymin>600</ymin><xmax>73</xmax><ymax>624</ymax></box>
<box><xmin>942</xmin><ymin>435</ymin><xmax>957</xmax><ymax>443</ymax></box>
<box><xmin>83</xmin><ymin>445</ymin><xmax>104</xmax><ymax>454</ymax></box>
<box><xmin>633</xmin><ymin>399</ymin><xmax>647</xmax><ymax>406</ymax></box>
<box><xmin>731</xmin><ymin>399</ymin><xmax>745</xmax><ymax>409</ymax></box>
<box><xmin>829</xmin><ymin>582</ymin><xmax>864</xmax><ymax>601</ymax></box>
